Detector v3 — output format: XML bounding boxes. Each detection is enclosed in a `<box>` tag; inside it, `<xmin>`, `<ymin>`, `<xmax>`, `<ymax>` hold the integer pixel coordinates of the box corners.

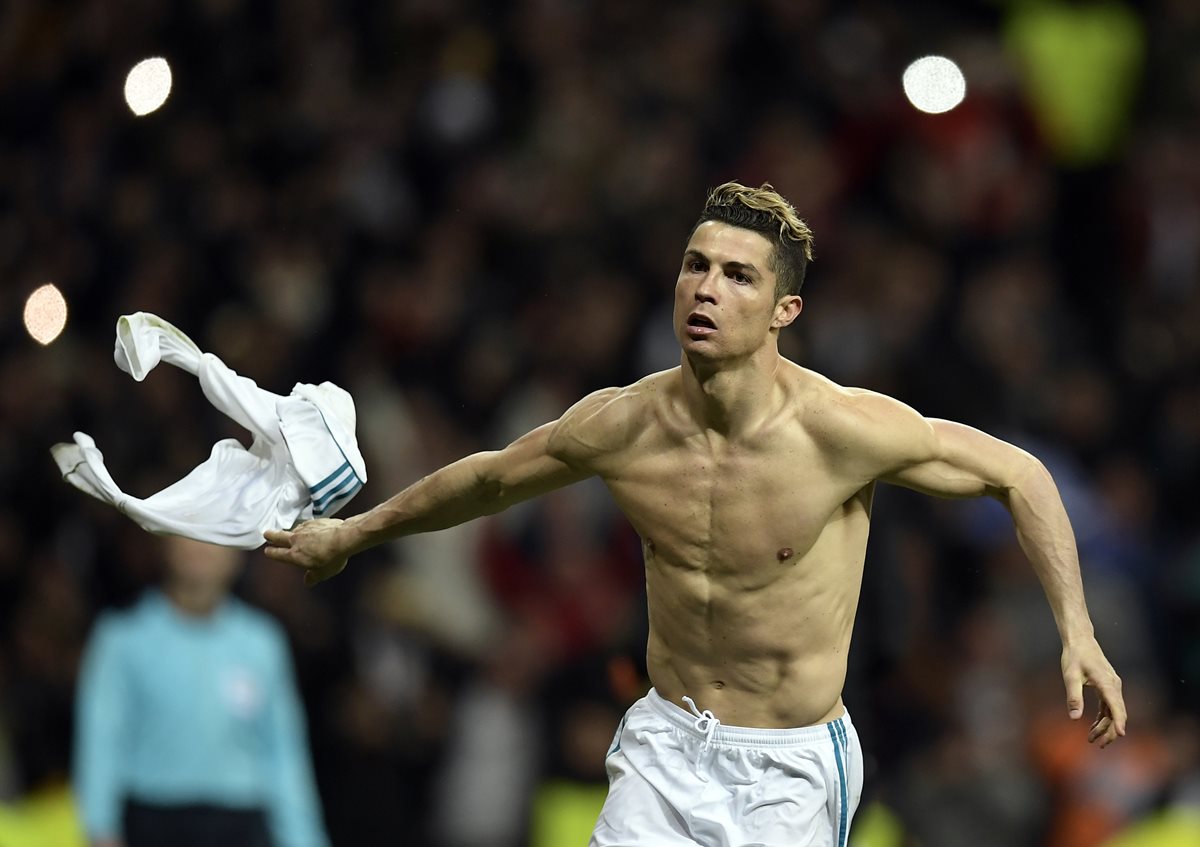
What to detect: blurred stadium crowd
<box><xmin>2</xmin><ymin>1</ymin><xmax>1200</xmax><ymax>845</ymax></box>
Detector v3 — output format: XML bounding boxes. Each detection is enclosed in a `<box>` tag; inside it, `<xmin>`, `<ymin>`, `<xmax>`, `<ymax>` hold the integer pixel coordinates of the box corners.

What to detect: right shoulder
<box><xmin>226</xmin><ymin>600</ymin><xmax>290</xmax><ymax>651</ymax></box>
<box><xmin>547</xmin><ymin>369</ymin><xmax>677</xmax><ymax>469</ymax></box>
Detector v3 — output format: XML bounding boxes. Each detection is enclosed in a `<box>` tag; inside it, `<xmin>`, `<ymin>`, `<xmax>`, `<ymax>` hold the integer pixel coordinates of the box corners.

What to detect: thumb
<box><xmin>1065</xmin><ymin>671</ymin><xmax>1084</xmax><ymax>719</ymax></box>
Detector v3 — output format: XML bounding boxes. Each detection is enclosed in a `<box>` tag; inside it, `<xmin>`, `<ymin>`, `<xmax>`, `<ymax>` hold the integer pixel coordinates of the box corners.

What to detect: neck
<box><xmin>164</xmin><ymin>582</ymin><xmax>225</xmax><ymax>618</ymax></box>
<box><xmin>680</xmin><ymin>346</ymin><xmax>782</xmax><ymax>437</ymax></box>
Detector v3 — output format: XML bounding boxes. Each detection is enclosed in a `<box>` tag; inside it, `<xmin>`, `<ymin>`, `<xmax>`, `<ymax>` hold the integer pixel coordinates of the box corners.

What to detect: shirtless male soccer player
<box><xmin>265</xmin><ymin>182</ymin><xmax>1127</xmax><ymax>847</ymax></box>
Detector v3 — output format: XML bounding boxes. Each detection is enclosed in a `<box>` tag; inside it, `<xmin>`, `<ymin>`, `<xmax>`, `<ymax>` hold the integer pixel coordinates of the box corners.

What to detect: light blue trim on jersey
<box><xmin>607</xmin><ymin>714</ymin><xmax>629</xmax><ymax>758</ymax></box>
<box><xmin>313</xmin><ymin>477</ymin><xmax>361</xmax><ymax>516</ymax></box>
<box><xmin>307</xmin><ymin>403</ymin><xmax>364</xmax><ymax>488</ymax></box>
<box><xmin>308</xmin><ymin>460</ymin><xmax>351</xmax><ymax>496</ymax></box>
<box><xmin>310</xmin><ymin>464</ymin><xmax>353</xmax><ymax>501</ymax></box>
<box><xmin>311</xmin><ymin>468</ymin><xmax>355</xmax><ymax>509</ymax></box>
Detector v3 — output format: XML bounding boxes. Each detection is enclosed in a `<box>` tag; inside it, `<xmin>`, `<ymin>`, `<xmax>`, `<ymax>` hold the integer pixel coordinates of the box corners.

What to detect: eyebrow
<box><xmin>683</xmin><ymin>250</ymin><xmax>762</xmax><ymax>279</ymax></box>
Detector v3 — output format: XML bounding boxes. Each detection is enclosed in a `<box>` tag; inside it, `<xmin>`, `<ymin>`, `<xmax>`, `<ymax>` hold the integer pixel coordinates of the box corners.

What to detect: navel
<box><xmin>712</xmin><ymin>680</ymin><xmax>725</xmax><ymax>690</ymax></box>
<box><xmin>777</xmin><ymin>547</ymin><xmax>794</xmax><ymax>562</ymax></box>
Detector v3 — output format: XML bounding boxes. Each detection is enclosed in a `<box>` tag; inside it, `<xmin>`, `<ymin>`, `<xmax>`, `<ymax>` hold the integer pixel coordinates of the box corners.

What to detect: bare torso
<box><xmin>272</xmin><ymin>279</ymin><xmax>1126</xmax><ymax>746</ymax></box>
<box><xmin>559</xmin><ymin>363</ymin><xmax>875</xmax><ymax>728</ymax></box>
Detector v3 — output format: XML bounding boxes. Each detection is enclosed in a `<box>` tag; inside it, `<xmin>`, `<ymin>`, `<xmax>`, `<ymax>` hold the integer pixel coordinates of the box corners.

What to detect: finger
<box><xmin>1064</xmin><ymin>670</ymin><xmax>1085</xmax><ymax>720</ymax></box>
<box><xmin>264</xmin><ymin>530</ymin><xmax>293</xmax><ymax>547</ymax></box>
<box><xmin>262</xmin><ymin>546</ymin><xmax>290</xmax><ymax>562</ymax></box>
<box><xmin>1108</xmin><ymin>690</ymin><xmax>1127</xmax><ymax>738</ymax></box>
<box><xmin>1093</xmin><ymin>676</ymin><xmax>1127</xmax><ymax>737</ymax></box>
<box><xmin>1088</xmin><ymin>716</ymin><xmax>1111</xmax><ymax>743</ymax></box>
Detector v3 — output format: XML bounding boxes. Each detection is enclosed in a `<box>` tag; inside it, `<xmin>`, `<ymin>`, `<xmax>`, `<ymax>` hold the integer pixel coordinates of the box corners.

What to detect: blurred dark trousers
<box><xmin>123</xmin><ymin>800</ymin><xmax>274</xmax><ymax>847</ymax></box>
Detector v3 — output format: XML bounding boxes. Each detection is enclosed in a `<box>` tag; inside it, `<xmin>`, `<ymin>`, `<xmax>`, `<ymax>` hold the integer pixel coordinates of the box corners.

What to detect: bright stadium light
<box><xmin>902</xmin><ymin>55</ymin><xmax>966</xmax><ymax>114</ymax></box>
<box><xmin>124</xmin><ymin>57</ymin><xmax>172</xmax><ymax>116</ymax></box>
<box><xmin>24</xmin><ymin>283</ymin><xmax>68</xmax><ymax>345</ymax></box>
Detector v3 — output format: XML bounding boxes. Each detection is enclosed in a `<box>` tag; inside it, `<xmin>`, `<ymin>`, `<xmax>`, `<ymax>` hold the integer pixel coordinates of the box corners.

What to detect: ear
<box><xmin>772</xmin><ymin>295</ymin><xmax>803</xmax><ymax>329</ymax></box>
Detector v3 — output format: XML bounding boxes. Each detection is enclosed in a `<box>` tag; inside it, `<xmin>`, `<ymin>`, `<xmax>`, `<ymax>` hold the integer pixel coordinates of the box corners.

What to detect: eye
<box><xmin>730</xmin><ymin>271</ymin><xmax>751</xmax><ymax>284</ymax></box>
<box><xmin>687</xmin><ymin>260</ymin><xmax>706</xmax><ymax>273</ymax></box>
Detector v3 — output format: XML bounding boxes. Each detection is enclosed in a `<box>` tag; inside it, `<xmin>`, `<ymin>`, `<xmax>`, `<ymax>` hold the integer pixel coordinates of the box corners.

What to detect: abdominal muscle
<box><xmin>642</xmin><ymin>528</ymin><xmax>867</xmax><ymax>729</ymax></box>
<box><xmin>585</xmin><ymin>366</ymin><xmax>874</xmax><ymax>728</ymax></box>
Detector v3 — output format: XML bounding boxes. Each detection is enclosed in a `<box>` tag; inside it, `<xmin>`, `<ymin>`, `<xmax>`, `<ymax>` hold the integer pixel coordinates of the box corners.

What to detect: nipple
<box><xmin>777</xmin><ymin>547</ymin><xmax>794</xmax><ymax>562</ymax></box>
<box><xmin>645</xmin><ymin>538</ymin><xmax>656</xmax><ymax>557</ymax></box>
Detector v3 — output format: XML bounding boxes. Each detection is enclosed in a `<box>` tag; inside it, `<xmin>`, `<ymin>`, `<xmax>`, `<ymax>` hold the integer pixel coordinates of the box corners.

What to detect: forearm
<box><xmin>1006</xmin><ymin>459</ymin><xmax>1126</xmax><ymax>740</ymax></box>
<box><xmin>880</xmin><ymin>416</ymin><xmax>1124</xmax><ymax>738</ymax></box>
<box><xmin>339</xmin><ymin>451</ymin><xmax>507</xmax><ymax>553</ymax></box>
<box><xmin>1003</xmin><ymin>458</ymin><xmax>1095</xmax><ymax>643</ymax></box>
<box><xmin>266</xmin><ymin>418</ymin><xmax>591</xmax><ymax>583</ymax></box>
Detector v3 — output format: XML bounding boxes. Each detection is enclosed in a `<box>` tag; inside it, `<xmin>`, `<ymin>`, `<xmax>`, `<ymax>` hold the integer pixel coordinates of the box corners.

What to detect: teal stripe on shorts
<box><xmin>828</xmin><ymin>720</ymin><xmax>847</xmax><ymax>847</ymax></box>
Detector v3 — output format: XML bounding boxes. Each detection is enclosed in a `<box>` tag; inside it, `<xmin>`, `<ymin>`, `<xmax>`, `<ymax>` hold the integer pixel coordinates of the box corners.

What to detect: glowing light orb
<box><xmin>902</xmin><ymin>55</ymin><xmax>966</xmax><ymax>114</ymax></box>
<box><xmin>124</xmin><ymin>57</ymin><xmax>172</xmax><ymax>116</ymax></box>
<box><xmin>24</xmin><ymin>283</ymin><xmax>68</xmax><ymax>345</ymax></box>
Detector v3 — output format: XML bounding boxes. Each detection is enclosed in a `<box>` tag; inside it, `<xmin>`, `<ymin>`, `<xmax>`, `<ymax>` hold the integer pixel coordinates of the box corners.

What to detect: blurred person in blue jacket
<box><xmin>74</xmin><ymin>535</ymin><xmax>329</xmax><ymax>847</ymax></box>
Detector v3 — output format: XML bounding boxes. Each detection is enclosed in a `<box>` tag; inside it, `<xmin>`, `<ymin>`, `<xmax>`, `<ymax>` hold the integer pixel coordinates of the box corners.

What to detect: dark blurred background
<box><xmin>2</xmin><ymin>0</ymin><xmax>1199</xmax><ymax>845</ymax></box>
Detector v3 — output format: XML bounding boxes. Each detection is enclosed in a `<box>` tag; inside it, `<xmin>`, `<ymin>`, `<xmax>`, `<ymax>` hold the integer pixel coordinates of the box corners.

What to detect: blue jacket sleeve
<box><xmin>73</xmin><ymin>617</ymin><xmax>129</xmax><ymax>841</ymax></box>
<box><xmin>261</xmin><ymin>626</ymin><xmax>330</xmax><ymax>847</ymax></box>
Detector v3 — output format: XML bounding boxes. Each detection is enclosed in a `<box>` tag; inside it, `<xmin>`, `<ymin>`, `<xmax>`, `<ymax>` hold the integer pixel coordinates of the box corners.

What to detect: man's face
<box><xmin>673</xmin><ymin>221</ymin><xmax>799</xmax><ymax>361</ymax></box>
<box><xmin>164</xmin><ymin>535</ymin><xmax>242</xmax><ymax>595</ymax></box>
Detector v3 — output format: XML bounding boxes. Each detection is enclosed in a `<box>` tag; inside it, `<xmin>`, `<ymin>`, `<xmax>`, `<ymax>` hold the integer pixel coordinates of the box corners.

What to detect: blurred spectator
<box><xmin>73</xmin><ymin>537</ymin><xmax>328</xmax><ymax>847</ymax></box>
<box><xmin>1004</xmin><ymin>0</ymin><xmax>1145</xmax><ymax>168</ymax></box>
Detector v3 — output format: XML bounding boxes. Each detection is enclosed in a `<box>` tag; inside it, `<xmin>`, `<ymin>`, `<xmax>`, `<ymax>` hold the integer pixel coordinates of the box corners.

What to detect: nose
<box><xmin>694</xmin><ymin>268</ymin><xmax>718</xmax><ymax>304</ymax></box>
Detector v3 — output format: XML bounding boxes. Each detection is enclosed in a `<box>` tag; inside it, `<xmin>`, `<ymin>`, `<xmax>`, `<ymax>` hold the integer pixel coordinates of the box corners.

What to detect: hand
<box><xmin>264</xmin><ymin>518</ymin><xmax>350</xmax><ymax>586</ymax></box>
<box><xmin>1061</xmin><ymin>636</ymin><xmax>1127</xmax><ymax>747</ymax></box>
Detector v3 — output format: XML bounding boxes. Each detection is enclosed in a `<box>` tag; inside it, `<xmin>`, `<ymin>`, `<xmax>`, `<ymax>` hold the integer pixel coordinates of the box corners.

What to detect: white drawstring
<box><xmin>682</xmin><ymin>695</ymin><xmax>720</xmax><ymax>753</ymax></box>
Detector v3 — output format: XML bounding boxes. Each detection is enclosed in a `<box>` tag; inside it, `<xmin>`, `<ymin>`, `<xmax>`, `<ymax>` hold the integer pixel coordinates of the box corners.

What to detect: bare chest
<box><xmin>602</xmin><ymin>435</ymin><xmax>861</xmax><ymax>575</ymax></box>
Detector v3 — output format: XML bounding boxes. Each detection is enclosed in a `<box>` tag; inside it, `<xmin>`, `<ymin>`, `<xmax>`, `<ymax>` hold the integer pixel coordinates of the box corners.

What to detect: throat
<box><xmin>681</xmin><ymin>355</ymin><xmax>784</xmax><ymax>437</ymax></box>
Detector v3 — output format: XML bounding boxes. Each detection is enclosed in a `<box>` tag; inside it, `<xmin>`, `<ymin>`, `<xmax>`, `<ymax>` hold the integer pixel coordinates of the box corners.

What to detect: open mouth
<box><xmin>686</xmin><ymin>313</ymin><xmax>717</xmax><ymax>330</ymax></box>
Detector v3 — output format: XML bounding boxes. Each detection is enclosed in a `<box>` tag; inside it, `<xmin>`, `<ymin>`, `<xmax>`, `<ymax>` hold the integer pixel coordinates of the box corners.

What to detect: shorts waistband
<box><xmin>645</xmin><ymin>687</ymin><xmax>852</xmax><ymax>748</ymax></box>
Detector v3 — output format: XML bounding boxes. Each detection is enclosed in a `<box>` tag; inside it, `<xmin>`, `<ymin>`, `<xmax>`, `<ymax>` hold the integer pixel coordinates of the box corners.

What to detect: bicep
<box><xmin>483</xmin><ymin>420</ymin><xmax>594</xmax><ymax>505</ymax></box>
<box><xmin>477</xmin><ymin>385</ymin><xmax>625</xmax><ymax>506</ymax></box>
<box><xmin>880</xmin><ymin>419</ymin><xmax>1037</xmax><ymax>500</ymax></box>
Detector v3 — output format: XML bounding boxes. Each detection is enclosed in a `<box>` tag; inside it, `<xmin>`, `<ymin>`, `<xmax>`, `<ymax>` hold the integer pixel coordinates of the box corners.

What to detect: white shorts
<box><xmin>589</xmin><ymin>688</ymin><xmax>864</xmax><ymax>847</ymax></box>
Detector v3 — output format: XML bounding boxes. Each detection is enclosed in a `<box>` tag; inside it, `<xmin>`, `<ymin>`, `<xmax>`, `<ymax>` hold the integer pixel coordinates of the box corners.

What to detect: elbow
<box><xmin>474</xmin><ymin>452</ymin><xmax>508</xmax><ymax>505</ymax></box>
<box><xmin>1001</xmin><ymin>451</ymin><xmax>1052</xmax><ymax>504</ymax></box>
<box><xmin>1017</xmin><ymin>451</ymin><xmax>1051</xmax><ymax>485</ymax></box>
<box><xmin>481</xmin><ymin>478</ymin><xmax>506</xmax><ymax>509</ymax></box>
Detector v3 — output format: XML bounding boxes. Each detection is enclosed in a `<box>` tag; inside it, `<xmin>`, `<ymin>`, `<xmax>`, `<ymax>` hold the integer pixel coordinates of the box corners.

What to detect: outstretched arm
<box><xmin>859</xmin><ymin>402</ymin><xmax>1126</xmax><ymax>746</ymax></box>
<box><xmin>264</xmin><ymin>390</ymin><xmax>615</xmax><ymax>585</ymax></box>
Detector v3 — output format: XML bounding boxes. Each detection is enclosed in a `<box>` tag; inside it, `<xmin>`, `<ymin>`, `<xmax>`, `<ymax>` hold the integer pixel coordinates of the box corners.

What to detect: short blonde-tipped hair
<box><xmin>692</xmin><ymin>181</ymin><xmax>815</xmax><ymax>298</ymax></box>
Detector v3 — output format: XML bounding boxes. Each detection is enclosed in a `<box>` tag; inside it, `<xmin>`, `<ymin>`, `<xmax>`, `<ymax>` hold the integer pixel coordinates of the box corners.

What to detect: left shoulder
<box><xmin>791</xmin><ymin>368</ymin><xmax>936</xmax><ymax>466</ymax></box>
<box><xmin>840</xmin><ymin>386</ymin><xmax>932</xmax><ymax>432</ymax></box>
<box><xmin>226</xmin><ymin>599</ymin><xmax>289</xmax><ymax>649</ymax></box>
